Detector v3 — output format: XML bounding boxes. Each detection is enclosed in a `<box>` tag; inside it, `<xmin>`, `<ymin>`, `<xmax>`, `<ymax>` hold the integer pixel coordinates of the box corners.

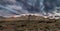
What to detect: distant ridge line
<box><xmin>3</xmin><ymin>14</ymin><xmax>60</xmax><ymax>19</ymax></box>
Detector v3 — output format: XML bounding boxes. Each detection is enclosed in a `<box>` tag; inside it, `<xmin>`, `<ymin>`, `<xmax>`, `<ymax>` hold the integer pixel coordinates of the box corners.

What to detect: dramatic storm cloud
<box><xmin>0</xmin><ymin>0</ymin><xmax>60</xmax><ymax>17</ymax></box>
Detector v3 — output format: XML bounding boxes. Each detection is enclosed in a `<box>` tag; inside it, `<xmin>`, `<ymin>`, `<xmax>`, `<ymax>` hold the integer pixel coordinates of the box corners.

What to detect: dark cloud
<box><xmin>0</xmin><ymin>0</ymin><xmax>60</xmax><ymax>17</ymax></box>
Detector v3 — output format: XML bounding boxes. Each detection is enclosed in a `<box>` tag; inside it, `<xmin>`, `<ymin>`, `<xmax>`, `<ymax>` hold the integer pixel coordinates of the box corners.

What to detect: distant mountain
<box><xmin>0</xmin><ymin>14</ymin><xmax>59</xmax><ymax>21</ymax></box>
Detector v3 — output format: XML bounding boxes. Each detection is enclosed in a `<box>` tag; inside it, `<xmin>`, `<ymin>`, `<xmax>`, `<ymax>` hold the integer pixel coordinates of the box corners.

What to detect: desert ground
<box><xmin>0</xmin><ymin>15</ymin><xmax>60</xmax><ymax>31</ymax></box>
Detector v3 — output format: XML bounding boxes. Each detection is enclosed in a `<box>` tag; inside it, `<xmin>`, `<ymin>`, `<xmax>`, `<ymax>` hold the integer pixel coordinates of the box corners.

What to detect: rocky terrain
<box><xmin>0</xmin><ymin>15</ymin><xmax>60</xmax><ymax>31</ymax></box>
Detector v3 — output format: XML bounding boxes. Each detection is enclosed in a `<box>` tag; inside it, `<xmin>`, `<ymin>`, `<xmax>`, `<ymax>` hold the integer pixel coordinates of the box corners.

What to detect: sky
<box><xmin>0</xmin><ymin>0</ymin><xmax>60</xmax><ymax>17</ymax></box>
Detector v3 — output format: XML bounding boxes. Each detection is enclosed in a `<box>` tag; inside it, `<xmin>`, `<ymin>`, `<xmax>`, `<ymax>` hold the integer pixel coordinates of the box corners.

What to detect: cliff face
<box><xmin>0</xmin><ymin>15</ymin><xmax>60</xmax><ymax>31</ymax></box>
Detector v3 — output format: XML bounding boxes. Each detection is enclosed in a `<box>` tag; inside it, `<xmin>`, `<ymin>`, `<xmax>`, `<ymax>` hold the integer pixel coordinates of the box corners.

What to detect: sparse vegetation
<box><xmin>0</xmin><ymin>15</ymin><xmax>60</xmax><ymax>31</ymax></box>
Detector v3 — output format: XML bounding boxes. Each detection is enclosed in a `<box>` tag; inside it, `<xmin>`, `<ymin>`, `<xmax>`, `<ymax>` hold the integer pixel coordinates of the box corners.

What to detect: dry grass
<box><xmin>0</xmin><ymin>15</ymin><xmax>60</xmax><ymax>31</ymax></box>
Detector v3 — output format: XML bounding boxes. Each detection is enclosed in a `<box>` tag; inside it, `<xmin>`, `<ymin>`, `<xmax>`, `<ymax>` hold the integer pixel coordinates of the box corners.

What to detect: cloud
<box><xmin>7</xmin><ymin>5</ymin><xmax>29</xmax><ymax>14</ymax></box>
